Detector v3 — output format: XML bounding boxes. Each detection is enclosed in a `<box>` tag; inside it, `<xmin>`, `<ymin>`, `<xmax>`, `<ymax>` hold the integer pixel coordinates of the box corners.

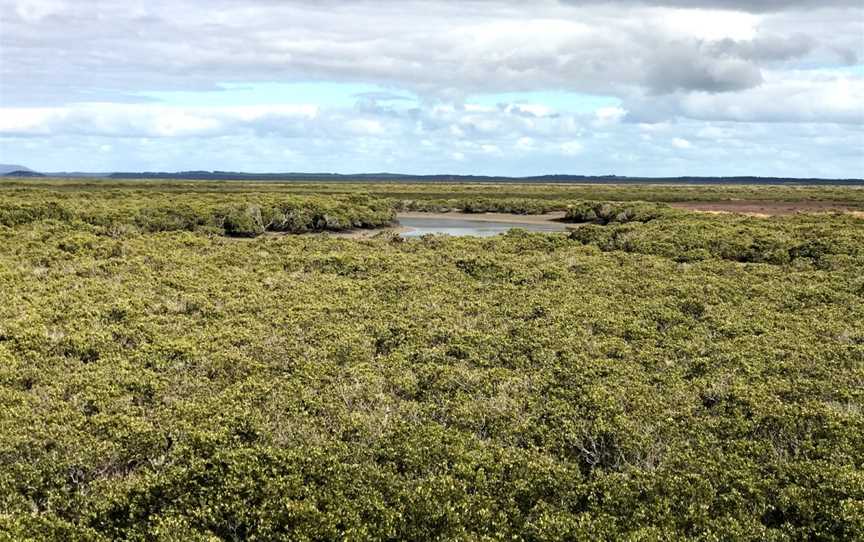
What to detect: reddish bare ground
<box><xmin>669</xmin><ymin>201</ymin><xmax>861</xmax><ymax>217</ymax></box>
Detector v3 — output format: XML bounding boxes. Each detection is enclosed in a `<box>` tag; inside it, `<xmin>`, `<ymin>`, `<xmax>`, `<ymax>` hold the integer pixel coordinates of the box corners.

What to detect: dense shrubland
<box><xmin>6</xmin><ymin>179</ymin><xmax>864</xmax><ymax>212</ymax></box>
<box><xmin>0</xmin><ymin>191</ymin><xmax>395</xmax><ymax>236</ymax></box>
<box><xmin>563</xmin><ymin>200</ymin><xmax>673</xmax><ymax>224</ymax></box>
<box><xmin>6</xmin><ymin>178</ymin><xmax>864</xmax><ymax>203</ymax></box>
<box><xmin>0</xmin><ymin>182</ymin><xmax>862</xmax><ymax>540</ymax></box>
<box><xmin>396</xmin><ymin>197</ymin><xmax>562</xmax><ymax>214</ymax></box>
<box><xmin>398</xmin><ymin>197</ymin><xmax>679</xmax><ymax>218</ymax></box>
<box><xmin>570</xmin><ymin>210</ymin><xmax>863</xmax><ymax>267</ymax></box>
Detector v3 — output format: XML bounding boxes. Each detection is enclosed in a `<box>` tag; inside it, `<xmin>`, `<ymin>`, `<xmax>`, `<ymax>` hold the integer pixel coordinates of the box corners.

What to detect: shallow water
<box><xmin>397</xmin><ymin>216</ymin><xmax>569</xmax><ymax>237</ymax></box>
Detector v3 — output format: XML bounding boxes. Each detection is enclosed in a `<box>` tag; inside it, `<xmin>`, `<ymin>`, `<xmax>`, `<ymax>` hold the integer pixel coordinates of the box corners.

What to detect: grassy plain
<box><xmin>0</xmin><ymin>179</ymin><xmax>862</xmax><ymax>540</ymax></box>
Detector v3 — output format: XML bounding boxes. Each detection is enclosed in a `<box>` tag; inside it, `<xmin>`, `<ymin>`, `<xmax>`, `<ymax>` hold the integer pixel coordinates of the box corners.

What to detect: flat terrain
<box><xmin>669</xmin><ymin>200</ymin><xmax>861</xmax><ymax>216</ymax></box>
<box><xmin>396</xmin><ymin>211</ymin><xmax>569</xmax><ymax>224</ymax></box>
<box><xmin>0</xmin><ymin>180</ymin><xmax>862</xmax><ymax>541</ymax></box>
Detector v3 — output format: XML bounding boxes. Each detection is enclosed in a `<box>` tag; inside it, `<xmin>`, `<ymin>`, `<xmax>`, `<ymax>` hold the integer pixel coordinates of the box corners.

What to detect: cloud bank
<box><xmin>0</xmin><ymin>0</ymin><xmax>862</xmax><ymax>176</ymax></box>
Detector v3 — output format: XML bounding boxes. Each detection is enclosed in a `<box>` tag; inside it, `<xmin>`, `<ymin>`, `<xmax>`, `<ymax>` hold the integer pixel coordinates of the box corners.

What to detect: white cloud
<box><xmin>0</xmin><ymin>104</ymin><xmax>319</xmax><ymax>138</ymax></box>
<box><xmin>676</xmin><ymin>72</ymin><xmax>864</xmax><ymax>124</ymax></box>
<box><xmin>0</xmin><ymin>0</ymin><xmax>862</xmax><ymax>176</ymax></box>
<box><xmin>672</xmin><ymin>137</ymin><xmax>693</xmax><ymax>149</ymax></box>
<box><xmin>2</xmin><ymin>1</ymin><xmax>860</xmax><ymax>106</ymax></box>
<box><xmin>507</xmin><ymin>104</ymin><xmax>556</xmax><ymax>117</ymax></box>
<box><xmin>346</xmin><ymin>118</ymin><xmax>386</xmax><ymax>135</ymax></box>
<box><xmin>2</xmin><ymin>114</ymin><xmax>861</xmax><ymax>178</ymax></box>
<box><xmin>559</xmin><ymin>141</ymin><xmax>584</xmax><ymax>155</ymax></box>
<box><xmin>515</xmin><ymin>137</ymin><xmax>535</xmax><ymax>150</ymax></box>
<box><xmin>594</xmin><ymin>106</ymin><xmax>626</xmax><ymax>125</ymax></box>
<box><xmin>653</xmin><ymin>9</ymin><xmax>759</xmax><ymax>41</ymax></box>
<box><xmin>14</xmin><ymin>0</ymin><xmax>63</xmax><ymax>22</ymax></box>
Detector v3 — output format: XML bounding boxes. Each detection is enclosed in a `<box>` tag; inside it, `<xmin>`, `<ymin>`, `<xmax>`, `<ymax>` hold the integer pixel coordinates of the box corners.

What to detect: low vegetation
<box><xmin>5</xmin><ymin>178</ymin><xmax>864</xmax><ymax>209</ymax></box>
<box><xmin>0</xmin><ymin>181</ymin><xmax>862</xmax><ymax>540</ymax></box>
<box><xmin>563</xmin><ymin>200</ymin><xmax>672</xmax><ymax>224</ymax></box>
<box><xmin>396</xmin><ymin>197</ymin><xmax>562</xmax><ymax>215</ymax></box>
<box><xmin>0</xmin><ymin>191</ymin><xmax>395</xmax><ymax>236</ymax></box>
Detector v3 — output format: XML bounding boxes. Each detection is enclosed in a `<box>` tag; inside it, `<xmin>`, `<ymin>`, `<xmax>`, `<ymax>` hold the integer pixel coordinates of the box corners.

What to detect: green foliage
<box><xmin>0</xmin><ymin>190</ymin><xmax>395</xmax><ymax>237</ymax></box>
<box><xmin>396</xmin><ymin>197</ymin><xmax>561</xmax><ymax>214</ymax></box>
<box><xmin>0</xmin><ymin>201</ymin><xmax>73</xmax><ymax>226</ymax></box>
<box><xmin>220</xmin><ymin>205</ymin><xmax>265</xmax><ymax>237</ymax></box>
<box><xmin>0</xmin><ymin>181</ymin><xmax>862</xmax><ymax>540</ymax></box>
<box><xmin>10</xmin><ymin>178</ymin><xmax>863</xmax><ymax>214</ymax></box>
<box><xmin>569</xmin><ymin>212</ymin><xmax>863</xmax><ymax>267</ymax></box>
<box><xmin>564</xmin><ymin>201</ymin><xmax>673</xmax><ymax>224</ymax></box>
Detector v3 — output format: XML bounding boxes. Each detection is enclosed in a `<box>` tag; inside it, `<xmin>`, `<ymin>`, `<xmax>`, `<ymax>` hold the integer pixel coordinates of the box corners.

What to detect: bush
<box><xmin>220</xmin><ymin>205</ymin><xmax>265</xmax><ymax>237</ymax></box>
<box><xmin>1</xmin><ymin>181</ymin><xmax>862</xmax><ymax>540</ymax></box>
<box><xmin>569</xmin><ymin>213</ymin><xmax>863</xmax><ymax>267</ymax></box>
<box><xmin>0</xmin><ymin>191</ymin><xmax>396</xmax><ymax>238</ymax></box>
<box><xmin>564</xmin><ymin>201</ymin><xmax>672</xmax><ymax>224</ymax></box>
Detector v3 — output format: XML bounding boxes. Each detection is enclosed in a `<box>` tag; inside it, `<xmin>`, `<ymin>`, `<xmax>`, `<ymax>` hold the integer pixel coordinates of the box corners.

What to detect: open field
<box><xmin>396</xmin><ymin>211</ymin><xmax>569</xmax><ymax>224</ymax></box>
<box><xmin>4</xmin><ymin>178</ymin><xmax>864</xmax><ymax>208</ymax></box>
<box><xmin>0</xmin><ymin>180</ymin><xmax>862</xmax><ymax>540</ymax></box>
<box><xmin>668</xmin><ymin>201</ymin><xmax>863</xmax><ymax>216</ymax></box>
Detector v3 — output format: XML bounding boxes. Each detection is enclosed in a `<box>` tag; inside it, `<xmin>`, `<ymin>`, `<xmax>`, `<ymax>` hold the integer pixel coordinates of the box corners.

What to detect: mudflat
<box><xmin>396</xmin><ymin>211</ymin><xmax>568</xmax><ymax>224</ymax></box>
<box><xmin>670</xmin><ymin>200</ymin><xmax>861</xmax><ymax>216</ymax></box>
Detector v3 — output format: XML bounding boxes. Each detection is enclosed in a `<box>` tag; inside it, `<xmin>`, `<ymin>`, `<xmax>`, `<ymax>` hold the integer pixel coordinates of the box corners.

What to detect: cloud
<box><xmin>625</xmin><ymin>70</ymin><xmax>864</xmax><ymax>124</ymax></box>
<box><xmin>644</xmin><ymin>43</ymin><xmax>766</xmax><ymax>94</ymax></box>
<box><xmin>0</xmin><ymin>104</ymin><xmax>319</xmax><ymax>138</ymax></box>
<box><xmin>558</xmin><ymin>0</ymin><xmax>861</xmax><ymax>12</ymax></box>
<box><xmin>708</xmin><ymin>34</ymin><xmax>815</xmax><ymax>62</ymax></box>
<box><xmin>595</xmin><ymin>107</ymin><xmax>626</xmax><ymax>123</ymax></box>
<box><xmin>559</xmin><ymin>141</ymin><xmax>584</xmax><ymax>155</ymax></box>
<box><xmin>1</xmin><ymin>0</ymin><xmax>862</xmax><ymax>176</ymax></box>
<box><xmin>2</xmin><ymin>0</ymin><xmax>860</xmax><ymax>106</ymax></box>
<box><xmin>4</xmin><ymin>110</ymin><xmax>860</xmax><ymax>178</ymax></box>
<box><xmin>679</xmin><ymin>76</ymin><xmax>864</xmax><ymax>124</ymax></box>
<box><xmin>515</xmin><ymin>137</ymin><xmax>536</xmax><ymax>151</ymax></box>
<box><xmin>506</xmin><ymin>104</ymin><xmax>557</xmax><ymax>118</ymax></box>
<box><xmin>671</xmin><ymin>137</ymin><xmax>692</xmax><ymax>149</ymax></box>
<box><xmin>346</xmin><ymin>118</ymin><xmax>386</xmax><ymax>135</ymax></box>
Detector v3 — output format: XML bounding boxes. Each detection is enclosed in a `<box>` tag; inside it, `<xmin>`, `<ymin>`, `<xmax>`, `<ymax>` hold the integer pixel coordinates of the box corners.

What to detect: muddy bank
<box><xmin>306</xmin><ymin>212</ymin><xmax>571</xmax><ymax>239</ymax></box>
<box><xmin>396</xmin><ymin>211</ymin><xmax>568</xmax><ymax>224</ymax></box>
<box><xmin>265</xmin><ymin>225</ymin><xmax>410</xmax><ymax>239</ymax></box>
<box><xmin>669</xmin><ymin>201</ymin><xmax>861</xmax><ymax>216</ymax></box>
<box><xmin>289</xmin><ymin>204</ymin><xmax>863</xmax><ymax>239</ymax></box>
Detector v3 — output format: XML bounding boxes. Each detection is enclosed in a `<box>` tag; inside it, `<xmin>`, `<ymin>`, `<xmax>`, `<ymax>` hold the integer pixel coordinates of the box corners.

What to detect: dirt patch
<box><xmin>669</xmin><ymin>201</ymin><xmax>860</xmax><ymax>216</ymax></box>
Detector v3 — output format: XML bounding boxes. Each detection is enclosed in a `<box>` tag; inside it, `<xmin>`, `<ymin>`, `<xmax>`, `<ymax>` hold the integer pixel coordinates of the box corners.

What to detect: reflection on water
<box><xmin>398</xmin><ymin>217</ymin><xmax>568</xmax><ymax>238</ymax></box>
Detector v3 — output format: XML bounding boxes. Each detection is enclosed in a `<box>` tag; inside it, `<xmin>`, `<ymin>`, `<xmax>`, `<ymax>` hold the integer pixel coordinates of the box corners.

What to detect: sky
<box><xmin>0</xmin><ymin>0</ymin><xmax>863</xmax><ymax>177</ymax></box>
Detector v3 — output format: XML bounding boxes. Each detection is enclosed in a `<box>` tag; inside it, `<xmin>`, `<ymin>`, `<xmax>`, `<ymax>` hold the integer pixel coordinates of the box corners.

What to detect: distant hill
<box><xmin>3</xmin><ymin>170</ymin><xmax>46</xmax><ymax>177</ymax></box>
<box><xmin>0</xmin><ymin>164</ymin><xmax>34</xmax><ymax>175</ymax></box>
<box><xmin>43</xmin><ymin>172</ymin><xmax>112</xmax><ymax>178</ymax></box>
<box><xmin>103</xmin><ymin>171</ymin><xmax>864</xmax><ymax>186</ymax></box>
<box><xmin>4</xmin><ymin>166</ymin><xmax>860</xmax><ymax>185</ymax></box>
